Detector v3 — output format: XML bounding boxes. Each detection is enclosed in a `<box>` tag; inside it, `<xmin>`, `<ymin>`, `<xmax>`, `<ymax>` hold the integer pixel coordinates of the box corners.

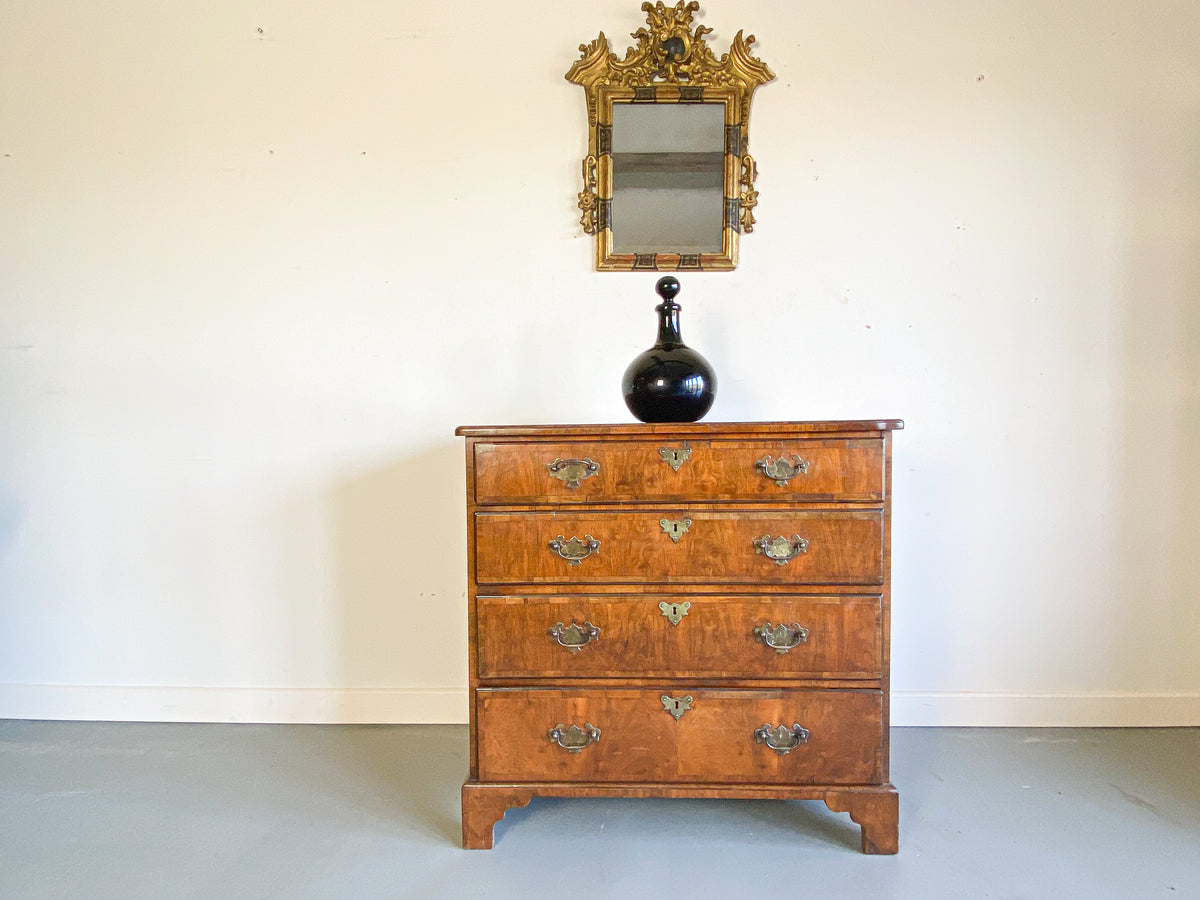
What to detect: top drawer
<box><xmin>472</xmin><ymin>438</ymin><xmax>884</xmax><ymax>505</ymax></box>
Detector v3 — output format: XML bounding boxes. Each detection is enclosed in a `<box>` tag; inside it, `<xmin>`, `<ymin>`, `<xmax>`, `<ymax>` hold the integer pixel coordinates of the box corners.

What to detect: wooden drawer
<box><xmin>476</xmin><ymin>687</ymin><xmax>883</xmax><ymax>784</ymax></box>
<box><xmin>472</xmin><ymin>438</ymin><xmax>884</xmax><ymax>505</ymax></box>
<box><xmin>476</xmin><ymin>594</ymin><xmax>882</xmax><ymax>680</ymax></box>
<box><xmin>474</xmin><ymin>510</ymin><xmax>883</xmax><ymax>585</ymax></box>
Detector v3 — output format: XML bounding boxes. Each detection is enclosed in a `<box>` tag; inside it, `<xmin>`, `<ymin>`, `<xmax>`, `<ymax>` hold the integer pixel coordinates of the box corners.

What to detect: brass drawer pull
<box><xmin>753</xmin><ymin>534</ymin><xmax>809</xmax><ymax>565</ymax></box>
<box><xmin>754</xmin><ymin>621</ymin><xmax>810</xmax><ymax>653</ymax></box>
<box><xmin>548</xmin><ymin>534</ymin><xmax>601</xmax><ymax>565</ymax></box>
<box><xmin>548</xmin><ymin>723</ymin><xmax>601</xmax><ymax>753</ymax></box>
<box><xmin>548</xmin><ymin>621</ymin><xmax>600</xmax><ymax>652</ymax></box>
<box><xmin>755</xmin><ymin>454</ymin><xmax>809</xmax><ymax>487</ymax></box>
<box><xmin>546</xmin><ymin>457</ymin><xmax>599</xmax><ymax>489</ymax></box>
<box><xmin>754</xmin><ymin>723</ymin><xmax>810</xmax><ymax>755</ymax></box>
<box><xmin>659</xmin><ymin>443</ymin><xmax>692</xmax><ymax>471</ymax></box>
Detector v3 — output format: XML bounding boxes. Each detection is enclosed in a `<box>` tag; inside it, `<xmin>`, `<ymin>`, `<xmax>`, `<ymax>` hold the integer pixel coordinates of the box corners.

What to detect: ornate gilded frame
<box><xmin>566</xmin><ymin>2</ymin><xmax>774</xmax><ymax>271</ymax></box>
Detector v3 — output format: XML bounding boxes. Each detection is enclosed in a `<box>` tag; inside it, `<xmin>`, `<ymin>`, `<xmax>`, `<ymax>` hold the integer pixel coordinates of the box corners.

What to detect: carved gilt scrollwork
<box><xmin>566</xmin><ymin>2</ymin><xmax>774</xmax><ymax>271</ymax></box>
<box><xmin>565</xmin><ymin>2</ymin><xmax>774</xmax><ymax>116</ymax></box>
<box><xmin>578</xmin><ymin>155</ymin><xmax>599</xmax><ymax>234</ymax></box>
<box><xmin>740</xmin><ymin>154</ymin><xmax>759</xmax><ymax>233</ymax></box>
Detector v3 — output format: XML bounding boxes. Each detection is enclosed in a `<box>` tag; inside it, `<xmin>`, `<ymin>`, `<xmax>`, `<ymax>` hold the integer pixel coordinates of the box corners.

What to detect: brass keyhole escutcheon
<box><xmin>659</xmin><ymin>443</ymin><xmax>692</xmax><ymax>472</ymax></box>
<box><xmin>659</xmin><ymin>601</ymin><xmax>691</xmax><ymax>626</ymax></box>
<box><xmin>660</xmin><ymin>518</ymin><xmax>692</xmax><ymax>543</ymax></box>
<box><xmin>661</xmin><ymin>695</ymin><xmax>693</xmax><ymax>721</ymax></box>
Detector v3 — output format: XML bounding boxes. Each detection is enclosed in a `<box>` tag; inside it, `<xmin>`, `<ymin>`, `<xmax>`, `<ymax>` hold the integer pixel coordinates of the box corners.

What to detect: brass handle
<box><xmin>548</xmin><ymin>621</ymin><xmax>600</xmax><ymax>652</ymax></box>
<box><xmin>753</xmin><ymin>534</ymin><xmax>809</xmax><ymax>566</ymax></box>
<box><xmin>754</xmin><ymin>621</ymin><xmax>810</xmax><ymax>653</ymax></box>
<box><xmin>548</xmin><ymin>722</ymin><xmax>601</xmax><ymax>753</ymax></box>
<box><xmin>754</xmin><ymin>723</ymin><xmax>810</xmax><ymax>755</ymax></box>
<box><xmin>546</xmin><ymin>457</ymin><xmax>599</xmax><ymax>489</ymax></box>
<box><xmin>755</xmin><ymin>454</ymin><xmax>809</xmax><ymax>487</ymax></box>
<box><xmin>548</xmin><ymin>534</ymin><xmax>600</xmax><ymax>566</ymax></box>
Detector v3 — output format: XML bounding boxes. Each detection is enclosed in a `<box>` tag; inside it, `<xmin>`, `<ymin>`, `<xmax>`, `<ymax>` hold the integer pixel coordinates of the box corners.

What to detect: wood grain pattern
<box><xmin>476</xmin><ymin>687</ymin><xmax>883</xmax><ymax>784</ymax></box>
<box><xmin>474</xmin><ymin>510</ymin><xmax>883</xmax><ymax>585</ymax></box>
<box><xmin>825</xmin><ymin>787</ymin><xmax>900</xmax><ymax>854</ymax></box>
<box><xmin>476</xmin><ymin>593</ymin><xmax>882</xmax><ymax>680</ymax></box>
<box><xmin>459</xmin><ymin>421</ymin><xmax>899</xmax><ymax>853</ymax></box>
<box><xmin>457</xmin><ymin>421</ymin><xmax>904</xmax><ymax>438</ymax></box>
<box><xmin>461</xmin><ymin>781</ymin><xmax>898</xmax><ymax>852</ymax></box>
<box><xmin>472</xmin><ymin>437</ymin><xmax>884</xmax><ymax>505</ymax></box>
<box><xmin>461</xmin><ymin>783</ymin><xmax>532</xmax><ymax>850</ymax></box>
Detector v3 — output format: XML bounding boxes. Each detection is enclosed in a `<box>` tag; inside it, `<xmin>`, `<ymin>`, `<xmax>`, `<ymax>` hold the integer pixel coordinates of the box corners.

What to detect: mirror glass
<box><xmin>610</xmin><ymin>103</ymin><xmax>725</xmax><ymax>254</ymax></box>
<box><xmin>566</xmin><ymin>3</ymin><xmax>773</xmax><ymax>270</ymax></box>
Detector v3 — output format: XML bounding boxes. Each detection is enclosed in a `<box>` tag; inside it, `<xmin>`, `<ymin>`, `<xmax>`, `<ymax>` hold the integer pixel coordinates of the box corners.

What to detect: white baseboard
<box><xmin>0</xmin><ymin>684</ymin><xmax>468</xmax><ymax>724</ymax></box>
<box><xmin>2</xmin><ymin>685</ymin><xmax>1197</xmax><ymax>727</ymax></box>
<box><xmin>891</xmin><ymin>691</ymin><xmax>1200</xmax><ymax>727</ymax></box>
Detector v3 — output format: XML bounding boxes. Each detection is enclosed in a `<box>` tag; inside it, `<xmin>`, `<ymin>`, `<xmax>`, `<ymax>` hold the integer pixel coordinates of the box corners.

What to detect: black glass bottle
<box><xmin>622</xmin><ymin>276</ymin><xmax>717</xmax><ymax>423</ymax></box>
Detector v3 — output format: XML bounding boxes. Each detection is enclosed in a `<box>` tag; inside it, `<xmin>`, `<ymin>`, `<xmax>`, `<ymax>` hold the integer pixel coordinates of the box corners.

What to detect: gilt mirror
<box><xmin>566</xmin><ymin>2</ymin><xmax>773</xmax><ymax>271</ymax></box>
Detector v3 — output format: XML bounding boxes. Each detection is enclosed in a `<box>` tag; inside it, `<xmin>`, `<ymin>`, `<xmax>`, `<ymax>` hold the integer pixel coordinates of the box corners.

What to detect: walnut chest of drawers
<box><xmin>456</xmin><ymin>420</ymin><xmax>903</xmax><ymax>852</ymax></box>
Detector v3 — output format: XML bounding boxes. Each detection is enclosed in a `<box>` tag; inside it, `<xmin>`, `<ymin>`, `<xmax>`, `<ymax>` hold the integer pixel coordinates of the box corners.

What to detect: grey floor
<box><xmin>0</xmin><ymin>723</ymin><xmax>1196</xmax><ymax>900</ymax></box>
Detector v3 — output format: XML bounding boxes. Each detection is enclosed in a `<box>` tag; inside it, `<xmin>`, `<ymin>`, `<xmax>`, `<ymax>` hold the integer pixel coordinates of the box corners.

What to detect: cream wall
<box><xmin>1</xmin><ymin>1</ymin><xmax>1197</xmax><ymax>725</ymax></box>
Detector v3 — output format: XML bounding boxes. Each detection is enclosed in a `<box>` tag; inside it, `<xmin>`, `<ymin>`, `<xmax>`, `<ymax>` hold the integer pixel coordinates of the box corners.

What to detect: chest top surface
<box><xmin>456</xmin><ymin>420</ymin><xmax>904</xmax><ymax>438</ymax></box>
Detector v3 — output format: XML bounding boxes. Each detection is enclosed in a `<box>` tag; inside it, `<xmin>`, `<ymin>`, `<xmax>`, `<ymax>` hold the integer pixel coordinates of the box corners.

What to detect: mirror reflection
<box><xmin>566</xmin><ymin>2</ymin><xmax>774</xmax><ymax>270</ymax></box>
<box><xmin>611</xmin><ymin>104</ymin><xmax>725</xmax><ymax>254</ymax></box>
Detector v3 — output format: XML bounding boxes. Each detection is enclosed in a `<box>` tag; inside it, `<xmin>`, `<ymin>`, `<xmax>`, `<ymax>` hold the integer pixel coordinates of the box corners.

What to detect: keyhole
<box><xmin>659</xmin><ymin>601</ymin><xmax>690</xmax><ymax>625</ymax></box>
<box><xmin>661</xmin><ymin>694</ymin><xmax>693</xmax><ymax>720</ymax></box>
<box><xmin>660</xmin><ymin>518</ymin><xmax>692</xmax><ymax>543</ymax></box>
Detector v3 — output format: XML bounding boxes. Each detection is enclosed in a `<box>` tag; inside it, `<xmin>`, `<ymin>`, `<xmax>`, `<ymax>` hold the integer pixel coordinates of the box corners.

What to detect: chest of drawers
<box><xmin>456</xmin><ymin>420</ymin><xmax>902</xmax><ymax>852</ymax></box>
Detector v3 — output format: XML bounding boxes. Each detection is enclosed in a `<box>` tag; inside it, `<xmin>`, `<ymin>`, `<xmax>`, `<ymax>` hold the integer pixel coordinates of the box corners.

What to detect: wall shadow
<box><xmin>320</xmin><ymin>439</ymin><xmax>468</xmax><ymax>841</ymax></box>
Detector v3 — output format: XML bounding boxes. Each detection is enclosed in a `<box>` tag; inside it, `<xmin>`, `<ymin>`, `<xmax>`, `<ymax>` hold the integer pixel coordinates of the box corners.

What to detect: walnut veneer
<box><xmin>456</xmin><ymin>420</ymin><xmax>902</xmax><ymax>852</ymax></box>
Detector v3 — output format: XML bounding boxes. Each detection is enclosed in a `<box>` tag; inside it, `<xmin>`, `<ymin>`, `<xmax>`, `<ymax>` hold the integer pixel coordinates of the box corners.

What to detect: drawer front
<box><xmin>474</xmin><ymin>510</ymin><xmax>883</xmax><ymax>585</ymax></box>
<box><xmin>472</xmin><ymin>438</ymin><xmax>884</xmax><ymax>505</ymax></box>
<box><xmin>476</xmin><ymin>687</ymin><xmax>883</xmax><ymax>784</ymax></box>
<box><xmin>477</xmin><ymin>594</ymin><xmax>882</xmax><ymax>680</ymax></box>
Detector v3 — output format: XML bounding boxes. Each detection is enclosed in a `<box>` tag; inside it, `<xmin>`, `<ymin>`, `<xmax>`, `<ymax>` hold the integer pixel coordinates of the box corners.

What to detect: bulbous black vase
<box><xmin>622</xmin><ymin>276</ymin><xmax>717</xmax><ymax>423</ymax></box>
